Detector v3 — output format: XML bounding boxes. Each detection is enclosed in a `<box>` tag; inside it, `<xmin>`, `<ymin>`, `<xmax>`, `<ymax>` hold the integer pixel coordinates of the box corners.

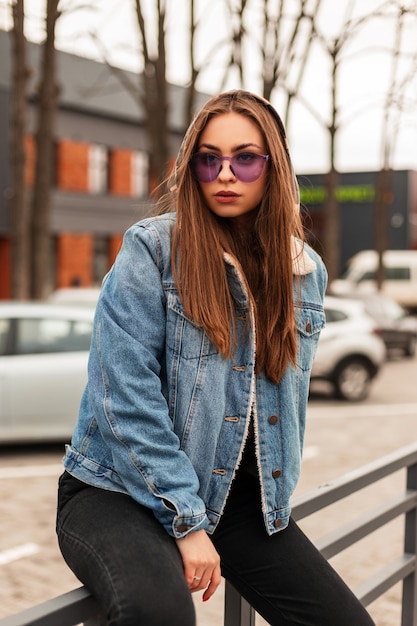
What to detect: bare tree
<box><xmin>220</xmin><ymin>0</ymin><xmax>322</xmax><ymax>126</ymax></box>
<box><xmin>219</xmin><ymin>0</ymin><xmax>248</xmax><ymax>90</ymax></box>
<box><xmin>184</xmin><ymin>0</ymin><xmax>206</xmax><ymax>125</ymax></box>
<box><xmin>134</xmin><ymin>0</ymin><xmax>169</xmax><ymax>187</ymax></box>
<box><xmin>135</xmin><ymin>0</ymin><xmax>225</xmax><ymax>184</ymax></box>
<box><xmin>10</xmin><ymin>0</ymin><xmax>30</xmax><ymax>299</ymax></box>
<box><xmin>291</xmin><ymin>1</ymin><xmax>396</xmax><ymax>282</ymax></box>
<box><xmin>313</xmin><ymin>27</ymin><xmax>347</xmax><ymax>283</ymax></box>
<box><xmin>218</xmin><ymin>0</ymin><xmax>347</xmax><ymax>277</ymax></box>
<box><xmin>283</xmin><ymin>1</ymin><xmax>322</xmax><ymax>128</ymax></box>
<box><xmin>375</xmin><ymin>2</ymin><xmax>417</xmax><ymax>288</ymax></box>
<box><xmin>260</xmin><ymin>0</ymin><xmax>322</xmax><ymax>127</ymax></box>
<box><xmin>88</xmin><ymin>1</ymin><xmax>225</xmax><ymax>189</ymax></box>
<box><xmin>30</xmin><ymin>0</ymin><xmax>61</xmax><ymax>299</ymax></box>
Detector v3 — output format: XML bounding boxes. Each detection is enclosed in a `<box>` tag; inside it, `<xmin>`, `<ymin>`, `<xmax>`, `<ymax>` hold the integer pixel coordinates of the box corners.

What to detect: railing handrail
<box><xmin>292</xmin><ymin>441</ymin><xmax>417</xmax><ymax>519</ymax></box>
<box><xmin>1</xmin><ymin>440</ymin><xmax>417</xmax><ymax>626</ymax></box>
<box><xmin>0</xmin><ymin>587</ymin><xmax>103</xmax><ymax>626</ymax></box>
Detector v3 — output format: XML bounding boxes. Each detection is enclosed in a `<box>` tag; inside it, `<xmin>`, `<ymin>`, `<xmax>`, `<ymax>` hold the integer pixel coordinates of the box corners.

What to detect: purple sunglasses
<box><xmin>190</xmin><ymin>151</ymin><xmax>269</xmax><ymax>183</ymax></box>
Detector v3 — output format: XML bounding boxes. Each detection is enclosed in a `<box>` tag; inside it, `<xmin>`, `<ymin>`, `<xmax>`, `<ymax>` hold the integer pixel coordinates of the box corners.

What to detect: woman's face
<box><xmin>194</xmin><ymin>112</ymin><xmax>268</xmax><ymax>229</ymax></box>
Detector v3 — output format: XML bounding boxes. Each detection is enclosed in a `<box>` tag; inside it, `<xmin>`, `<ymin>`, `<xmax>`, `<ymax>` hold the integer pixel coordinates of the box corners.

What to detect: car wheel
<box><xmin>404</xmin><ymin>335</ymin><xmax>416</xmax><ymax>358</ymax></box>
<box><xmin>333</xmin><ymin>358</ymin><xmax>373</xmax><ymax>401</ymax></box>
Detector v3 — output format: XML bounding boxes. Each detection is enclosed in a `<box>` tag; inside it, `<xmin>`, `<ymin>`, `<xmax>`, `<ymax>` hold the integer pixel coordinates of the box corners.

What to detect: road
<box><xmin>0</xmin><ymin>351</ymin><xmax>416</xmax><ymax>625</ymax></box>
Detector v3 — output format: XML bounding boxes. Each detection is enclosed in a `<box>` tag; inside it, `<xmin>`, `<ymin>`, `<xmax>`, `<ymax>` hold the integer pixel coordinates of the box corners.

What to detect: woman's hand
<box><xmin>175</xmin><ymin>529</ymin><xmax>221</xmax><ymax>601</ymax></box>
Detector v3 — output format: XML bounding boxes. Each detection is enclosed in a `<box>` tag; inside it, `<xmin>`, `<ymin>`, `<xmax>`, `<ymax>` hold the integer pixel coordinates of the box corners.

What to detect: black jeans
<box><xmin>56</xmin><ymin>470</ymin><xmax>375</xmax><ymax>626</ymax></box>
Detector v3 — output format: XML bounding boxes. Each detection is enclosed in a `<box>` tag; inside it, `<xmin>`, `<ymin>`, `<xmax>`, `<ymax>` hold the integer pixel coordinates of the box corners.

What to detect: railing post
<box><xmin>402</xmin><ymin>460</ymin><xmax>417</xmax><ymax>626</ymax></box>
<box><xmin>224</xmin><ymin>580</ymin><xmax>255</xmax><ymax>626</ymax></box>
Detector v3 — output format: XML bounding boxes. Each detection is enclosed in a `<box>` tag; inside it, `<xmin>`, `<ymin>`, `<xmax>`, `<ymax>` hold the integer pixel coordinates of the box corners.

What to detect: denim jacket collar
<box><xmin>224</xmin><ymin>237</ymin><xmax>317</xmax><ymax>280</ymax></box>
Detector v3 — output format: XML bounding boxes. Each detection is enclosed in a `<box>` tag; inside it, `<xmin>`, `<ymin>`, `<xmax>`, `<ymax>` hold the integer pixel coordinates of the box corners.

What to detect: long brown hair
<box><xmin>158</xmin><ymin>90</ymin><xmax>304</xmax><ymax>383</ymax></box>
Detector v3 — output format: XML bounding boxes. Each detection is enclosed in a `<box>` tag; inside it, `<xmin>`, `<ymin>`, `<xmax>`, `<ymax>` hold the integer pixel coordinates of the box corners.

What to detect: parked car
<box><xmin>0</xmin><ymin>302</ymin><xmax>94</xmax><ymax>444</ymax></box>
<box><xmin>329</xmin><ymin>249</ymin><xmax>417</xmax><ymax>311</ymax></box>
<box><xmin>346</xmin><ymin>293</ymin><xmax>417</xmax><ymax>357</ymax></box>
<box><xmin>48</xmin><ymin>287</ymin><xmax>101</xmax><ymax>307</ymax></box>
<box><xmin>311</xmin><ymin>296</ymin><xmax>387</xmax><ymax>401</ymax></box>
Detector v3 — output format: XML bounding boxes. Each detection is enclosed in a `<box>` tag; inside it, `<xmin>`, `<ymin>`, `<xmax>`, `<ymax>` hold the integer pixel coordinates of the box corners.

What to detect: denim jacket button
<box><xmin>268</xmin><ymin>414</ymin><xmax>279</xmax><ymax>425</ymax></box>
<box><xmin>274</xmin><ymin>518</ymin><xmax>283</xmax><ymax>528</ymax></box>
<box><xmin>177</xmin><ymin>524</ymin><xmax>191</xmax><ymax>533</ymax></box>
<box><xmin>272</xmin><ymin>469</ymin><xmax>282</xmax><ymax>479</ymax></box>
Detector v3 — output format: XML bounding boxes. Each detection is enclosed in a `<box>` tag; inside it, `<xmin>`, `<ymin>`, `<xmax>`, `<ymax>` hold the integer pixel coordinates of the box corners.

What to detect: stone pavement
<box><xmin>1</xmin><ymin>355</ymin><xmax>416</xmax><ymax>625</ymax></box>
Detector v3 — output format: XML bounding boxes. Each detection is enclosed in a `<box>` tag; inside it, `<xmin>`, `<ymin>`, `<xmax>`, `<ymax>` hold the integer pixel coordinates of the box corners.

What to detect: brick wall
<box><xmin>0</xmin><ymin>237</ymin><xmax>11</xmax><ymax>298</ymax></box>
<box><xmin>56</xmin><ymin>233</ymin><xmax>93</xmax><ymax>287</ymax></box>
<box><xmin>109</xmin><ymin>149</ymin><xmax>132</xmax><ymax>196</ymax></box>
<box><xmin>57</xmin><ymin>140</ymin><xmax>89</xmax><ymax>192</ymax></box>
<box><xmin>108</xmin><ymin>235</ymin><xmax>123</xmax><ymax>266</ymax></box>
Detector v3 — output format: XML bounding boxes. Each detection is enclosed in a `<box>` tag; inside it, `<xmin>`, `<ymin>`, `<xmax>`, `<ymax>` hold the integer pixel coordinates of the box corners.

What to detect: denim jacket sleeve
<box><xmin>87</xmin><ymin>220</ymin><xmax>208</xmax><ymax>538</ymax></box>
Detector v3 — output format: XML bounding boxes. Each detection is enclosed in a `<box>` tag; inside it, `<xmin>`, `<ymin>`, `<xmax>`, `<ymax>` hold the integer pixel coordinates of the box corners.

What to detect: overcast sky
<box><xmin>2</xmin><ymin>0</ymin><xmax>417</xmax><ymax>174</ymax></box>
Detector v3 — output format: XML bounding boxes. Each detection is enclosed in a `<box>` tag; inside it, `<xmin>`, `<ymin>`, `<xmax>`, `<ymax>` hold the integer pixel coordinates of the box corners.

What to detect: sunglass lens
<box><xmin>191</xmin><ymin>154</ymin><xmax>220</xmax><ymax>182</ymax></box>
<box><xmin>233</xmin><ymin>154</ymin><xmax>265</xmax><ymax>182</ymax></box>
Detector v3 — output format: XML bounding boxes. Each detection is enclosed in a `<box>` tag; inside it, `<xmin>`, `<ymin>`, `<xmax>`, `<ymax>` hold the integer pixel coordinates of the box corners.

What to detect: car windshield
<box><xmin>0</xmin><ymin>318</ymin><xmax>10</xmax><ymax>355</ymax></box>
<box><xmin>364</xmin><ymin>298</ymin><xmax>405</xmax><ymax>321</ymax></box>
<box><xmin>15</xmin><ymin>317</ymin><xmax>92</xmax><ymax>355</ymax></box>
<box><xmin>339</xmin><ymin>266</ymin><xmax>366</xmax><ymax>283</ymax></box>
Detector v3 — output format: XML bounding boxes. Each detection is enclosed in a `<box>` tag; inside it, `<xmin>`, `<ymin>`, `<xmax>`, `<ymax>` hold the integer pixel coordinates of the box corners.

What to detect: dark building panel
<box><xmin>409</xmin><ymin>171</ymin><xmax>417</xmax><ymax>248</ymax></box>
<box><xmin>298</xmin><ymin>170</ymin><xmax>414</xmax><ymax>273</ymax></box>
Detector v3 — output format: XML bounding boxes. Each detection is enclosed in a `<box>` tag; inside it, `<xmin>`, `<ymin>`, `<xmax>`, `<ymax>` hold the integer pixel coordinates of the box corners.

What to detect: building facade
<box><xmin>0</xmin><ymin>29</ymin><xmax>208</xmax><ymax>298</ymax></box>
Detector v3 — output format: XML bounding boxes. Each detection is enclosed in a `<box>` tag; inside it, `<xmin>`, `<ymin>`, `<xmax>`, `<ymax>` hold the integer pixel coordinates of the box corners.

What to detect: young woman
<box><xmin>56</xmin><ymin>90</ymin><xmax>375</xmax><ymax>626</ymax></box>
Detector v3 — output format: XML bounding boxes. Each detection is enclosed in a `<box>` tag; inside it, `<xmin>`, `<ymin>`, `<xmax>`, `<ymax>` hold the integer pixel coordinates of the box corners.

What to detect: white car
<box><xmin>311</xmin><ymin>296</ymin><xmax>387</xmax><ymax>401</ymax></box>
<box><xmin>47</xmin><ymin>287</ymin><xmax>101</xmax><ymax>307</ymax></box>
<box><xmin>0</xmin><ymin>302</ymin><xmax>94</xmax><ymax>444</ymax></box>
<box><xmin>329</xmin><ymin>249</ymin><xmax>417</xmax><ymax>311</ymax></box>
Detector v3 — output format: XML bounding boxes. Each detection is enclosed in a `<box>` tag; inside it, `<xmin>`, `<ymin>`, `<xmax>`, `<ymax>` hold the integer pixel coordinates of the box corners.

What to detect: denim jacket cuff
<box><xmin>170</xmin><ymin>513</ymin><xmax>209</xmax><ymax>538</ymax></box>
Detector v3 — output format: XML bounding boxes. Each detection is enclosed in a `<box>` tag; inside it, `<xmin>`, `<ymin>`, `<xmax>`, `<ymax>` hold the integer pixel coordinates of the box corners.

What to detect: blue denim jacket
<box><xmin>63</xmin><ymin>213</ymin><xmax>327</xmax><ymax>538</ymax></box>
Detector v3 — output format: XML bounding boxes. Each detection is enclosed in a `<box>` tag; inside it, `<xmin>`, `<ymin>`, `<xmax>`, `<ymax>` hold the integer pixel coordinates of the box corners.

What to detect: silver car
<box><xmin>0</xmin><ymin>302</ymin><xmax>94</xmax><ymax>444</ymax></box>
<box><xmin>311</xmin><ymin>296</ymin><xmax>387</xmax><ymax>401</ymax></box>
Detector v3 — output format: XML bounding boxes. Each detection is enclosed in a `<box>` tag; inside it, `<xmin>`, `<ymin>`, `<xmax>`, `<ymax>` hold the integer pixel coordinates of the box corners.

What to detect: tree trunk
<box><xmin>10</xmin><ymin>0</ymin><xmax>30</xmax><ymax>300</ymax></box>
<box><xmin>322</xmin><ymin>46</ymin><xmax>340</xmax><ymax>284</ymax></box>
<box><xmin>184</xmin><ymin>0</ymin><xmax>198</xmax><ymax>127</ymax></box>
<box><xmin>323</xmin><ymin>167</ymin><xmax>340</xmax><ymax>284</ymax></box>
<box><xmin>30</xmin><ymin>0</ymin><xmax>60</xmax><ymax>299</ymax></box>
<box><xmin>143</xmin><ymin>67</ymin><xmax>169</xmax><ymax>188</ymax></box>
<box><xmin>375</xmin><ymin>168</ymin><xmax>392</xmax><ymax>289</ymax></box>
<box><xmin>135</xmin><ymin>1</ymin><xmax>169</xmax><ymax>191</ymax></box>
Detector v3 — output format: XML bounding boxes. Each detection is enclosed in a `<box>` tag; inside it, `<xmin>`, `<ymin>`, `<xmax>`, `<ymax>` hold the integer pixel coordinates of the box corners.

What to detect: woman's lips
<box><xmin>214</xmin><ymin>191</ymin><xmax>240</xmax><ymax>203</ymax></box>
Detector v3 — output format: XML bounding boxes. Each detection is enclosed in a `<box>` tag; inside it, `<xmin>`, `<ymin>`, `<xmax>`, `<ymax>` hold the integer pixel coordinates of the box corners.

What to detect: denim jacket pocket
<box><xmin>295</xmin><ymin>304</ymin><xmax>326</xmax><ymax>371</ymax></box>
<box><xmin>166</xmin><ymin>291</ymin><xmax>218</xmax><ymax>359</ymax></box>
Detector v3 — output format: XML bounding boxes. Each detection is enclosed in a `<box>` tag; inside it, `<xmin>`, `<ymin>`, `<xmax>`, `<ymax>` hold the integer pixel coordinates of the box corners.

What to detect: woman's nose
<box><xmin>217</xmin><ymin>157</ymin><xmax>236</xmax><ymax>181</ymax></box>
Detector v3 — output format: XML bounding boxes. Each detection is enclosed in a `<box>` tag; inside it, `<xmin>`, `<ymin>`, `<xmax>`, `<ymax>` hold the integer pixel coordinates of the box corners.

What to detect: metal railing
<box><xmin>1</xmin><ymin>441</ymin><xmax>416</xmax><ymax>626</ymax></box>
